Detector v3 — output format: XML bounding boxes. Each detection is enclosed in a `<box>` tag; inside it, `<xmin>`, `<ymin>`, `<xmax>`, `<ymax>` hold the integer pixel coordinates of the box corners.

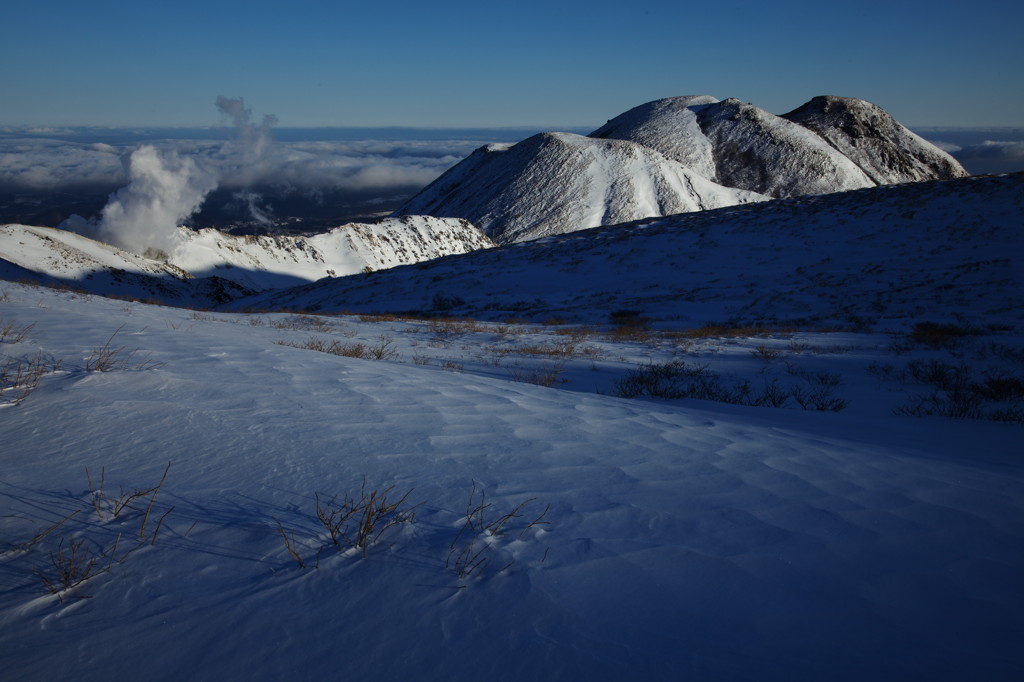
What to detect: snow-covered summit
<box><xmin>687</xmin><ymin>97</ymin><xmax>876</xmax><ymax>197</ymax></box>
<box><xmin>781</xmin><ymin>95</ymin><xmax>970</xmax><ymax>184</ymax></box>
<box><xmin>590</xmin><ymin>95</ymin><xmax>721</xmax><ymax>179</ymax></box>
<box><xmin>397</xmin><ymin>131</ymin><xmax>766</xmax><ymax>244</ymax></box>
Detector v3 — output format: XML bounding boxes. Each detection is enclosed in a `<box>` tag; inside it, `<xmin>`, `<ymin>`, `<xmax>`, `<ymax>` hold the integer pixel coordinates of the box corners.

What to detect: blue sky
<box><xmin>3</xmin><ymin>0</ymin><xmax>1022</xmax><ymax>129</ymax></box>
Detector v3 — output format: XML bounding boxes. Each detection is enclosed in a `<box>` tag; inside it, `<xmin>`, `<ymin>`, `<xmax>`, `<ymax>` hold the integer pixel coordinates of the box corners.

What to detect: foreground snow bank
<box><xmin>1</xmin><ymin>285</ymin><xmax>1022</xmax><ymax>681</ymax></box>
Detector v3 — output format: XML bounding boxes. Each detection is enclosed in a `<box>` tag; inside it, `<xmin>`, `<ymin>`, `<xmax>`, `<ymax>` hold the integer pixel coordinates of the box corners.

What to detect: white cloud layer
<box><xmin>0</xmin><ymin>135</ymin><xmax>478</xmax><ymax>194</ymax></box>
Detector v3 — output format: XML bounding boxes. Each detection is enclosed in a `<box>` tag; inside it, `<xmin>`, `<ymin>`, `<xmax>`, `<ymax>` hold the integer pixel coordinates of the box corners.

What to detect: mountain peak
<box><xmin>782</xmin><ymin>95</ymin><xmax>969</xmax><ymax>183</ymax></box>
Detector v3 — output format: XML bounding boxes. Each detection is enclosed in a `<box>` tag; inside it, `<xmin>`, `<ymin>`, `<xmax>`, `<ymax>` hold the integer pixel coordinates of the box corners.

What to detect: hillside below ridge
<box><xmin>244</xmin><ymin>172</ymin><xmax>1024</xmax><ymax>330</ymax></box>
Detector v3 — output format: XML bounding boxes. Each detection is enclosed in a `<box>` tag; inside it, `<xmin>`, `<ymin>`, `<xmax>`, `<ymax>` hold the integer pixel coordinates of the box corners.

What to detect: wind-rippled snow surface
<box><xmin>1</xmin><ymin>280</ymin><xmax>1022</xmax><ymax>681</ymax></box>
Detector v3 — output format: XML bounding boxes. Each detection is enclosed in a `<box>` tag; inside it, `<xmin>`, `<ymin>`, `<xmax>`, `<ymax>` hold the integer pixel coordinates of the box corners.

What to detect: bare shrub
<box><xmin>427</xmin><ymin>317</ymin><xmax>485</xmax><ymax>339</ymax></box>
<box><xmin>909</xmin><ymin>321</ymin><xmax>983</xmax><ymax>349</ymax></box>
<box><xmin>789</xmin><ymin>372</ymin><xmax>847</xmax><ymax>412</ymax></box>
<box><xmin>358</xmin><ymin>313</ymin><xmax>401</xmax><ymax>323</ymax></box>
<box><xmin>33</xmin><ymin>532</ymin><xmax>152</xmax><ymax>598</ymax></box>
<box><xmin>1</xmin><ymin>352</ymin><xmax>62</xmax><ymax>403</ymax></box>
<box><xmin>888</xmin><ymin>359</ymin><xmax>1024</xmax><ymax>422</ymax></box>
<box><xmin>752</xmin><ymin>345</ymin><xmax>784</xmax><ymax>361</ymax></box>
<box><xmin>607</xmin><ymin>311</ymin><xmax>657</xmax><ymax>343</ymax></box>
<box><xmin>271</xmin><ymin>315</ymin><xmax>337</xmax><ymax>333</ymax></box>
<box><xmin>615</xmin><ymin>361</ymin><xmax>846</xmax><ymax>411</ymax></box>
<box><xmin>26</xmin><ymin>463</ymin><xmax>174</xmax><ymax>599</ymax></box>
<box><xmin>681</xmin><ymin>323</ymin><xmax>794</xmax><ymax>340</ymax></box>
<box><xmin>276</xmin><ymin>335</ymin><xmax>398</xmax><ymax>361</ymax></box>
<box><xmin>508</xmin><ymin>360</ymin><xmax>566</xmax><ymax>387</ymax></box>
<box><xmin>274</xmin><ymin>517</ymin><xmax>318</xmax><ymax>569</ymax></box>
<box><xmin>34</xmin><ymin>536</ymin><xmax>113</xmax><ymax>598</ymax></box>
<box><xmin>447</xmin><ymin>482</ymin><xmax>550</xmax><ymax>579</ymax></box>
<box><xmin>0</xmin><ymin>319</ymin><xmax>36</xmax><ymax>344</ymax></box>
<box><xmin>314</xmin><ymin>480</ymin><xmax>418</xmax><ymax>557</ymax></box>
<box><xmin>367</xmin><ymin>335</ymin><xmax>399</xmax><ymax>361</ymax></box>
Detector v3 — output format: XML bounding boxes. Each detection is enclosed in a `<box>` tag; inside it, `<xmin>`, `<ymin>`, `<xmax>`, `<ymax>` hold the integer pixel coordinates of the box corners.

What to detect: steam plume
<box><xmin>60</xmin><ymin>97</ymin><xmax>278</xmax><ymax>255</ymax></box>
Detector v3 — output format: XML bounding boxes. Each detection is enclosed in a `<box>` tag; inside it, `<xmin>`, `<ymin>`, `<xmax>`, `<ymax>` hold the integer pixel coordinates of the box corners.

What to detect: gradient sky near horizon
<box><xmin>3</xmin><ymin>0</ymin><xmax>1022</xmax><ymax>129</ymax></box>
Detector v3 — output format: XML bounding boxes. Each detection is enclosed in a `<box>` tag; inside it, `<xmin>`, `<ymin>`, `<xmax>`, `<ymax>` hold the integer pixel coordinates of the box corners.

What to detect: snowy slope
<box><xmin>241</xmin><ymin>173</ymin><xmax>1024</xmax><ymax>331</ymax></box>
<box><xmin>1</xmin><ymin>277</ymin><xmax>1022</xmax><ymax>681</ymax></box>
<box><xmin>0</xmin><ymin>223</ymin><xmax>251</xmax><ymax>305</ymax></box>
<box><xmin>396</xmin><ymin>132</ymin><xmax>766</xmax><ymax>244</ymax></box>
<box><xmin>1</xmin><ymin>216</ymin><xmax>492</xmax><ymax>302</ymax></box>
<box><xmin>171</xmin><ymin>215</ymin><xmax>492</xmax><ymax>290</ymax></box>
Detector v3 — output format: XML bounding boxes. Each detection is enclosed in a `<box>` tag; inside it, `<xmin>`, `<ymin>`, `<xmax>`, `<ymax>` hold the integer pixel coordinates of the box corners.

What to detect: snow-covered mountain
<box><xmin>594</xmin><ymin>95</ymin><xmax>874</xmax><ymax>198</ymax></box>
<box><xmin>396</xmin><ymin>132</ymin><xmax>766</xmax><ymax>244</ymax></box>
<box><xmin>0</xmin><ymin>216</ymin><xmax>492</xmax><ymax>305</ymax></box>
<box><xmin>243</xmin><ymin>172</ymin><xmax>1024</xmax><ymax>330</ymax></box>
<box><xmin>398</xmin><ymin>95</ymin><xmax>968</xmax><ymax>241</ymax></box>
<box><xmin>596</xmin><ymin>95</ymin><xmax>968</xmax><ymax>196</ymax></box>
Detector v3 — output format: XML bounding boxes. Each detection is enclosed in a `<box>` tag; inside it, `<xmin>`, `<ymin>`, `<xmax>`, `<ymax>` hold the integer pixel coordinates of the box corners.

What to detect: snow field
<box><xmin>2</xmin><ymin>283</ymin><xmax>1023</xmax><ymax>680</ymax></box>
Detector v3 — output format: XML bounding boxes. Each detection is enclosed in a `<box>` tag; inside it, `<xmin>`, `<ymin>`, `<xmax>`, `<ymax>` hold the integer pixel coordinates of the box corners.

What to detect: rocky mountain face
<box><xmin>397</xmin><ymin>95</ymin><xmax>969</xmax><ymax>242</ymax></box>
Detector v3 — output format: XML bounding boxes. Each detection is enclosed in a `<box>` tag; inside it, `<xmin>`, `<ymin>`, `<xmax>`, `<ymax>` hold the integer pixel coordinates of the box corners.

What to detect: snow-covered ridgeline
<box><xmin>171</xmin><ymin>215</ymin><xmax>492</xmax><ymax>290</ymax></box>
<box><xmin>398</xmin><ymin>94</ymin><xmax>969</xmax><ymax>242</ymax></box>
<box><xmin>0</xmin><ymin>216</ymin><xmax>492</xmax><ymax>304</ymax></box>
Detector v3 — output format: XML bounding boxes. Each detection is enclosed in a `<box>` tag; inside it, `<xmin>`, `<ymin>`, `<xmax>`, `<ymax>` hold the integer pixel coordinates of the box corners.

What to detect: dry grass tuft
<box><xmin>85</xmin><ymin>326</ymin><xmax>165</xmax><ymax>372</ymax></box>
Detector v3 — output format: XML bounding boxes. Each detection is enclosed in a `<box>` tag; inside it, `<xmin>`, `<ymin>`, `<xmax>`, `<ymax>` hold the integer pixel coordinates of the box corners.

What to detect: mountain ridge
<box><xmin>397</xmin><ymin>94</ymin><xmax>969</xmax><ymax>243</ymax></box>
<box><xmin>0</xmin><ymin>215</ymin><xmax>492</xmax><ymax>305</ymax></box>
